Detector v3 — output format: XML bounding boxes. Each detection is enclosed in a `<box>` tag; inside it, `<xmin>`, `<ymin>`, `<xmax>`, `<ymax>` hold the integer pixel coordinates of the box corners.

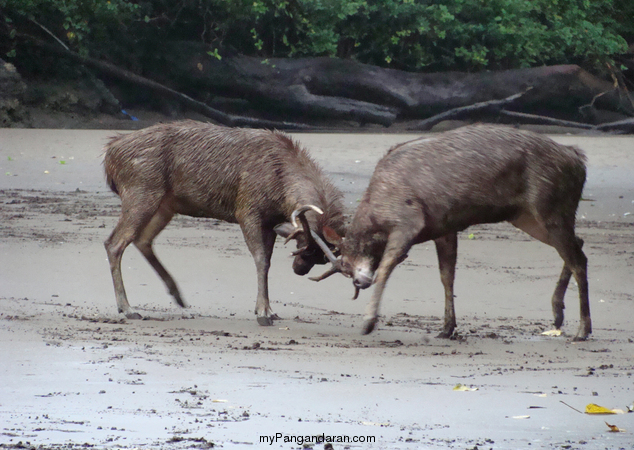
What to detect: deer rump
<box><xmin>316</xmin><ymin>125</ymin><xmax>591</xmax><ymax>341</ymax></box>
<box><xmin>103</xmin><ymin>120</ymin><xmax>344</xmax><ymax>324</ymax></box>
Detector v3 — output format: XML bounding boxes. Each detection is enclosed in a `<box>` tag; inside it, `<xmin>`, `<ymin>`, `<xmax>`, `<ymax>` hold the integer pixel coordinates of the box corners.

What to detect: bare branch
<box><xmin>499</xmin><ymin>110</ymin><xmax>594</xmax><ymax>130</ymax></box>
<box><xmin>407</xmin><ymin>89</ymin><xmax>532</xmax><ymax>131</ymax></box>
<box><xmin>30</xmin><ymin>18</ymin><xmax>69</xmax><ymax>51</ymax></box>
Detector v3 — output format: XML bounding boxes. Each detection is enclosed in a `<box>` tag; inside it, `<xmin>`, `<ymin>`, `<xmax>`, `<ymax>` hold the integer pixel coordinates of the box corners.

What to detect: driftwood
<box><xmin>595</xmin><ymin>117</ymin><xmax>634</xmax><ymax>133</ymax></box>
<box><xmin>28</xmin><ymin>38</ymin><xmax>315</xmax><ymax>129</ymax></box>
<box><xmin>406</xmin><ymin>90</ymin><xmax>531</xmax><ymax>131</ymax></box>
<box><xmin>499</xmin><ymin>110</ymin><xmax>595</xmax><ymax>130</ymax></box>
<box><xmin>149</xmin><ymin>42</ymin><xmax>634</xmax><ymax>127</ymax></box>
<box><xmin>20</xmin><ymin>37</ymin><xmax>634</xmax><ymax>130</ymax></box>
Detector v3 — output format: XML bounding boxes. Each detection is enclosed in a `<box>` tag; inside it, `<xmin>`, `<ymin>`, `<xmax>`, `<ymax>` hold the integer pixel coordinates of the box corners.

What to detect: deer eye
<box><xmin>301</xmin><ymin>248</ymin><xmax>316</xmax><ymax>258</ymax></box>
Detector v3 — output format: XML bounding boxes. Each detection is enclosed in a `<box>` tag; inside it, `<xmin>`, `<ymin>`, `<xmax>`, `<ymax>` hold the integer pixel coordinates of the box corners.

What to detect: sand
<box><xmin>0</xmin><ymin>128</ymin><xmax>633</xmax><ymax>449</ymax></box>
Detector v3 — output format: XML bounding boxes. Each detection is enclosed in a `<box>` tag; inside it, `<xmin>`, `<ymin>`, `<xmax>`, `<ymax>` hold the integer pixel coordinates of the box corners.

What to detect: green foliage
<box><xmin>2</xmin><ymin>0</ymin><xmax>139</xmax><ymax>58</ymax></box>
<box><xmin>1</xmin><ymin>0</ymin><xmax>630</xmax><ymax>73</ymax></box>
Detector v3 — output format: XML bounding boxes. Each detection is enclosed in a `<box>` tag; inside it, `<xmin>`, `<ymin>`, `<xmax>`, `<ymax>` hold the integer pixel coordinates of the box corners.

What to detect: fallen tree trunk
<box><xmin>27</xmin><ymin>38</ymin><xmax>316</xmax><ymax>129</ymax></box>
<box><xmin>150</xmin><ymin>42</ymin><xmax>633</xmax><ymax>126</ymax></box>
<box><xmin>20</xmin><ymin>38</ymin><xmax>634</xmax><ymax>129</ymax></box>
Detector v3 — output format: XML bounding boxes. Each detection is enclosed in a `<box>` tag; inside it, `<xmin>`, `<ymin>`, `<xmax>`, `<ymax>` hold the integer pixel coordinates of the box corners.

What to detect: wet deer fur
<box><xmin>320</xmin><ymin>125</ymin><xmax>591</xmax><ymax>341</ymax></box>
<box><xmin>103</xmin><ymin>120</ymin><xmax>344</xmax><ymax>324</ymax></box>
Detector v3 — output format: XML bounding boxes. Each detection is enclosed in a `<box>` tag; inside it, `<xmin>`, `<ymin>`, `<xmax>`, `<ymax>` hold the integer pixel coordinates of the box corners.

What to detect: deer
<box><xmin>103</xmin><ymin>120</ymin><xmax>344</xmax><ymax>325</ymax></box>
<box><xmin>313</xmin><ymin>124</ymin><xmax>591</xmax><ymax>341</ymax></box>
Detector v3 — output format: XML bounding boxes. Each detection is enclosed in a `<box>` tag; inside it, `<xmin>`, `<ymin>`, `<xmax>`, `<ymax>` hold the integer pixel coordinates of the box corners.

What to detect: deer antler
<box><xmin>290</xmin><ymin>205</ymin><xmax>338</xmax><ymax>264</ymax></box>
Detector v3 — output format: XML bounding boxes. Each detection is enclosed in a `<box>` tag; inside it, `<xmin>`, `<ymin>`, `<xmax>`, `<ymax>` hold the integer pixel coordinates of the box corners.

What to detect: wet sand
<box><xmin>0</xmin><ymin>128</ymin><xmax>633</xmax><ymax>449</ymax></box>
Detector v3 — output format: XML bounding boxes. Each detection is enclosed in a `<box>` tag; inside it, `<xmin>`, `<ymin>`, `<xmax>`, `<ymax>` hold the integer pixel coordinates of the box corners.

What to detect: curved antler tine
<box><xmin>309</xmin><ymin>229</ymin><xmax>338</xmax><ymax>264</ymax></box>
<box><xmin>291</xmin><ymin>205</ymin><xmax>337</xmax><ymax>263</ymax></box>
<box><xmin>291</xmin><ymin>205</ymin><xmax>323</xmax><ymax>228</ymax></box>
<box><xmin>283</xmin><ymin>228</ymin><xmax>303</xmax><ymax>245</ymax></box>
<box><xmin>308</xmin><ymin>263</ymin><xmax>341</xmax><ymax>282</ymax></box>
<box><xmin>291</xmin><ymin>206</ymin><xmax>318</xmax><ymax>250</ymax></box>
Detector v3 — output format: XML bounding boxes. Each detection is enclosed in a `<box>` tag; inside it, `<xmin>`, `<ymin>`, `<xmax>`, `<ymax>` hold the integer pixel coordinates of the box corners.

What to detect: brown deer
<box><xmin>103</xmin><ymin>120</ymin><xmax>344</xmax><ymax>325</ymax></box>
<box><xmin>314</xmin><ymin>125</ymin><xmax>591</xmax><ymax>341</ymax></box>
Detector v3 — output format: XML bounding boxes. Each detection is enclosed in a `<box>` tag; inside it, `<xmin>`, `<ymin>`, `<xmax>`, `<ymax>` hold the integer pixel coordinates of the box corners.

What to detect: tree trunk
<box><xmin>23</xmin><ymin>38</ymin><xmax>634</xmax><ymax>129</ymax></box>
<box><xmin>150</xmin><ymin>42</ymin><xmax>633</xmax><ymax>126</ymax></box>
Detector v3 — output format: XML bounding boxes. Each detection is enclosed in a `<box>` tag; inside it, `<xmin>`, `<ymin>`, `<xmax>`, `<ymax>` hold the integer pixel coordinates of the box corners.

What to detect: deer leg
<box><xmin>133</xmin><ymin>202</ymin><xmax>186</xmax><ymax>308</ymax></box>
<box><xmin>548</xmin><ymin>230</ymin><xmax>590</xmax><ymax>341</ymax></box>
<box><xmin>434</xmin><ymin>233</ymin><xmax>458</xmax><ymax>338</ymax></box>
<box><xmin>105</xmin><ymin>194</ymin><xmax>163</xmax><ymax>319</ymax></box>
<box><xmin>362</xmin><ymin>230</ymin><xmax>415</xmax><ymax>335</ymax></box>
<box><xmin>240</xmin><ymin>221</ymin><xmax>277</xmax><ymax>326</ymax></box>
<box><xmin>549</xmin><ymin>236</ymin><xmax>584</xmax><ymax>329</ymax></box>
<box><xmin>512</xmin><ymin>213</ymin><xmax>590</xmax><ymax>340</ymax></box>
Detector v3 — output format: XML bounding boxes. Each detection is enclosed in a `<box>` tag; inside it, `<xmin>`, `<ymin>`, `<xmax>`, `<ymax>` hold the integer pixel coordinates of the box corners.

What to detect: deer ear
<box><xmin>323</xmin><ymin>226</ymin><xmax>343</xmax><ymax>246</ymax></box>
<box><xmin>274</xmin><ymin>223</ymin><xmax>295</xmax><ymax>239</ymax></box>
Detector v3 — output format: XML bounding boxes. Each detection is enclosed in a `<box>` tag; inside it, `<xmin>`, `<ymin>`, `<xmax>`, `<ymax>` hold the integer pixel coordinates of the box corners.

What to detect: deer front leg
<box><xmin>362</xmin><ymin>231</ymin><xmax>414</xmax><ymax>335</ymax></box>
<box><xmin>240</xmin><ymin>220</ymin><xmax>278</xmax><ymax>326</ymax></box>
<box><xmin>434</xmin><ymin>233</ymin><xmax>458</xmax><ymax>338</ymax></box>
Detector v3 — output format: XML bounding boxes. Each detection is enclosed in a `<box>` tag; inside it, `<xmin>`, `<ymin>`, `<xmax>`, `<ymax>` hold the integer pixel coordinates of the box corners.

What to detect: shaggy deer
<box><xmin>315</xmin><ymin>125</ymin><xmax>591</xmax><ymax>341</ymax></box>
<box><xmin>103</xmin><ymin>120</ymin><xmax>344</xmax><ymax>325</ymax></box>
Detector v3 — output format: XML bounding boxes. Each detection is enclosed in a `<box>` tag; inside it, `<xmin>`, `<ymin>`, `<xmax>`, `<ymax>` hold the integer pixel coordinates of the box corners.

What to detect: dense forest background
<box><xmin>1</xmin><ymin>0</ymin><xmax>634</xmax><ymax>129</ymax></box>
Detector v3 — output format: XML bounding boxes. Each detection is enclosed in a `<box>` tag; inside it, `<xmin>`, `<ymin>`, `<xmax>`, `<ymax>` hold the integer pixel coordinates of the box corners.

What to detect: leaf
<box><xmin>453</xmin><ymin>383</ymin><xmax>478</xmax><ymax>391</ymax></box>
<box><xmin>605</xmin><ymin>421</ymin><xmax>625</xmax><ymax>432</ymax></box>
<box><xmin>585</xmin><ymin>403</ymin><xmax>616</xmax><ymax>414</ymax></box>
<box><xmin>541</xmin><ymin>329</ymin><xmax>562</xmax><ymax>337</ymax></box>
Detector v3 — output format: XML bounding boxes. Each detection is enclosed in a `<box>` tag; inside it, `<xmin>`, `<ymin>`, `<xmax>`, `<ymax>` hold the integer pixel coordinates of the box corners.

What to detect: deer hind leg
<box><xmin>105</xmin><ymin>192</ymin><xmax>164</xmax><ymax>319</ymax></box>
<box><xmin>239</xmin><ymin>219</ymin><xmax>278</xmax><ymax>326</ymax></box>
<box><xmin>547</xmin><ymin>229</ymin><xmax>590</xmax><ymax>341</ymax></box>
<box><xmin>511</xmin><ymin>213</ymin><xmax>590</xmax><ymax>340</ymax></box>
<box><xmin>133</xmin><ymin>200</ymin><xmax>186</xmax><ymax>308</ymax></box>
<box><xmin>434</xmin><ymin>232</ymin><xmax>458</xmax><ymax>338</ymax></box>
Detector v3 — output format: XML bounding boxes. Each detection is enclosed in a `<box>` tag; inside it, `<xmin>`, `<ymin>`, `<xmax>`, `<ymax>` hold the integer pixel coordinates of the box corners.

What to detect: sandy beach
<box><xmin>1</xmin><ymin>128</ymin><xmax>633</xmax><ymax>449</ymax></box>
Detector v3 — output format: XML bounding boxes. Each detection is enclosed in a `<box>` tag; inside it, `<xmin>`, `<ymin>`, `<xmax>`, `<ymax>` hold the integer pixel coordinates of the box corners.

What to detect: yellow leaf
<box><xmin>605</xmin><ymin>421</ymin><xmax>625</xmax><ymax>432</ymax></box>
<box><xmin>541</xmin><ymin>329</ymin><xmax>562</xmax><ymax>337</ymax></box>
<box><xmin>453</xmin><ymin>383</ymin><xmax>478</xmax><ymax>391</ymax></box>
<box><xmin>585</xmin><ymin>403</ymin><xmax>616</xmax><ymax>414</ymax></box>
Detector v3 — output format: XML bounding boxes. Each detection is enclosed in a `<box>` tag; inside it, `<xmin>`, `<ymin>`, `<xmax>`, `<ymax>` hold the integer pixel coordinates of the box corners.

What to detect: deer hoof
<box><xmin>572</xmin><ymin>331</ymin><xmax>590</xmax><ymax>342</ymax></box>
<box><xmin>125</xmin><ymin>311</ymin><xmax>143</xmax><ymax>320</ymax></box>
<box><xmin>361</xmin><ymin>317</ymin><xmax>378</xmax><ymax>335</ymax></box>
<box><xmin>572</xmin><ymin>323</ymin><xmax>592</xmax><ymax>341</ymax></box>
<box><xmin>257</xmin><ymin>316</ymin><xmax>274</xmax><ymax>326</ymax></box>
